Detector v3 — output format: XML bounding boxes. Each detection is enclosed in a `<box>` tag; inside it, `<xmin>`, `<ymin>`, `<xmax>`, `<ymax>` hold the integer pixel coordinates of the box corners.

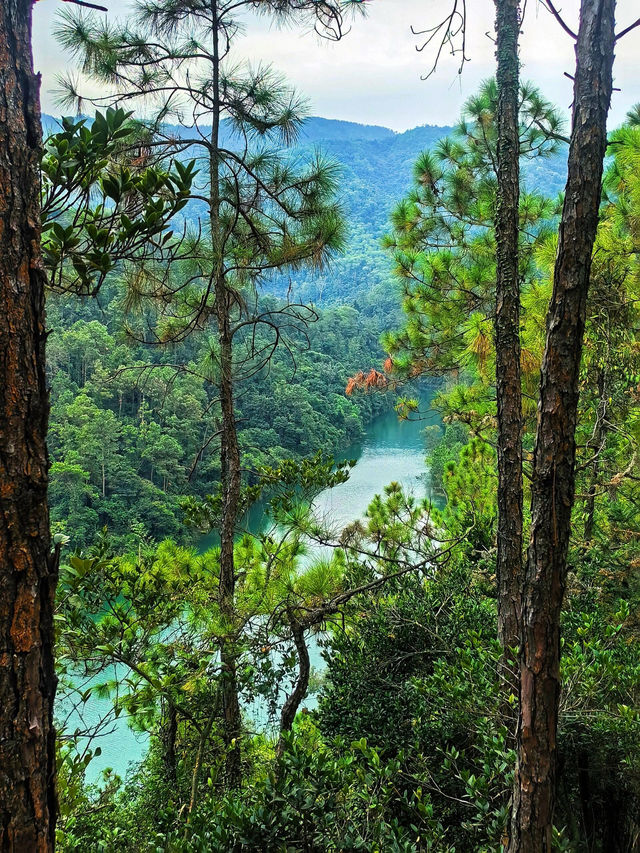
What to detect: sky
<box><xmin>32</xmin><ymin>0</ymin><xmax>640</xmax><ymax>132</ymax></box>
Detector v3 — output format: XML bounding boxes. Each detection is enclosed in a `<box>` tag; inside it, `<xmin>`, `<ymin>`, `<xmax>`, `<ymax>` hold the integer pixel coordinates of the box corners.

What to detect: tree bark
<box><xmin>507</xmin><ymin>2</ymin><xmax>616</xmax><ymax>849</ymax></box>
<box><xmin>162</xmin><ymin>702</ymin><xmax>178</xmax><ymax>784</ymax></box>
<box><xmin>494</xmin><ymin>0</ymin><xmax>524</xmax><ymax>664</ymax></box>
<box><xmin>0</xmin><ymin>2</ymin><xmax>56</xmax><ymax>850</ymax></box>
<box><xmin>184</xmin><ymin>701</ymin><xmax>218</xmax><ymax>834</ymax></box>
<box><xmin>208</xmin><ymin>0</ymin><xmax>242</xmax><ymax>790</ymax></box>
<box><xmin>216</xmin><ymin>304</ymin><xmax>243</xmax><ymax>789</ymax></box>
<box><xmin>276</xmin><ymin>615</ymin><xmax>310</xmax><ymax>757</ymax></box>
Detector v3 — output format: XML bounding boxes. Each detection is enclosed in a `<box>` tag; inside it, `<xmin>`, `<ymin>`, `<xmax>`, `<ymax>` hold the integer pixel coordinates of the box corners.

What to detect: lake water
<box><xmin>57</xmin><ymin>394</ymin><xmax>439</xmax><ymax>782</ymax></box>
<box><xmin>313</xmin><ymin>395</ymin><xmax>438</xmax><ymax>526</ymax></box>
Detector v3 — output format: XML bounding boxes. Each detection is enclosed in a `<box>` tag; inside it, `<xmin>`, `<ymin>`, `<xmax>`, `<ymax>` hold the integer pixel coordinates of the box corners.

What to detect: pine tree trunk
<box><xmin>162</xmin><ymin>702</ymin><xmax>178</xmax><ymax>784</ymax></box>
<box><xmin>216</xmin><ymin>304</ymin><xmax>243</xmax><ymax>789</ymax></box>
<box><xmin>507</xmin><ymin>2</ymin><xmax>616</xmax><ymax>849</ymax></box>
<box><xmin>277</xmin><ymin>616</ymin><xmax>310</xmax><ymax>757</ymax></box>
<box><xmin>494</xmin><ymin>0</ymin><xmax>523</xmax><ymax>665</ymax></box>
<box><xmin>205</xmin><ymin>0</ymin><xmax>242</xmax><ymax>790</ymax></box>
<box><xmin>0</xmin><ymin>2</ymin><xmax>56</xmax><ymax>849</ymax></box>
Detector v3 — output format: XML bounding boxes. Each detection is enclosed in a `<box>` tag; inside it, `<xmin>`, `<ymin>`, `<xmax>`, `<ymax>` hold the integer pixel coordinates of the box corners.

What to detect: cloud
<box><xmin>33</xmin><ymin>0</ymin><xmax>640</xmax><ymax>130</ymax></box>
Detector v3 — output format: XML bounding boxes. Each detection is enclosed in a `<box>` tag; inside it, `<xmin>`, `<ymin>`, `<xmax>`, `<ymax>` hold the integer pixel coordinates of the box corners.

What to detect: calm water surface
<box><xmin>315</xmin><ymin>397</ymin><xmax>437</xmax><ymax>527</ymax></box>
<box><xmin>59</xmin><ymin>396</ymin><xmax>439</xmax><ymax>782</ymax></box>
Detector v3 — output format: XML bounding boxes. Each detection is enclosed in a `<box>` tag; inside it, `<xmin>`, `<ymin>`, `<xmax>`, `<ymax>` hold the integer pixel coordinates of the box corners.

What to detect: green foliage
<box><xmin>381</xmin><ymin>80</ymin><xmax>561</xmax><ymax>385</ymax></box>
<box><xmin>46</xmin><ymin>290</ymin><xmax>391</xmax><ymax>550</ymax></box>
<box><xmin>179</xmin><ymin>731</ymin><xmax>447</xmax><ymax>853</ymax></box>
<box><xmin>424</xmin><ymin>421</ymin><xmax>469</xmax><ymax>495</ymax></box>
<box><xmin>317</xmin><ymin>566</ymin><xmax>511</xmax><ymax>851</ymax></box>
<box><xmin>57</xmin><ymin>725</ymin><xmax>449</xmax><ymax>852</ymax></box>
<box><xmin>438</xmin><ymin>438</ymin><xmax>498</xmax><ymax>563</ymax></box>
<box><xmin>317</xmin><ymin>555</ymin><xmax>639</xmax><ymax>850</ymax></box>
<box><xmin>42</xmin><ymin>108</ymin><xmax>195</xmax><ymax>295</ymax></box>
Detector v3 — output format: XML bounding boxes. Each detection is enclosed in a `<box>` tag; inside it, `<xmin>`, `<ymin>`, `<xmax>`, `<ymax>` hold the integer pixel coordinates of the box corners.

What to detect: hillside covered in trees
<box><xmin>1</xmin><ymin>1</ymin><xmax>639</xmax><ymax>852</ymax></box>
<box><xmin>45</xmin><ymin>112</ymin><xmax>566</xmax><ymax>552</ymax></box>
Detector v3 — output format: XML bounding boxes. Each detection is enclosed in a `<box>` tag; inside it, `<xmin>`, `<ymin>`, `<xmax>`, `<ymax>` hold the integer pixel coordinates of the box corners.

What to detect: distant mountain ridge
<box><xmin>298</xmin><ymin>117</ymin><xmax>396</xmax><ymax>142</ymax></box>
<box><xmin>42</xmin><ymin>112</ymin><xmax>445</xmax><ymax>144</ymax></box>
<box><xmin>41</xmin><ymin>113</ymin><xmax>567</xmax><ymax>308</ymax></box>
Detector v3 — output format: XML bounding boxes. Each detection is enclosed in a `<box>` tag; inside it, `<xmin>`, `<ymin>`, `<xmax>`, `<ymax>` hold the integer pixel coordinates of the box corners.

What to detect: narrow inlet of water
<box><xmin>58</xmin><ymin>395</ymin><xmax>440</xmax><ymax>782</ymax></box>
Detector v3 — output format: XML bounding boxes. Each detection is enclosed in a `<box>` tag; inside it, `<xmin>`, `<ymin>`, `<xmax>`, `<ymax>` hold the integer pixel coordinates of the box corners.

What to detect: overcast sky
<box><xmin>33</xmin><ymin>0</ymin><xmax>640</xmax><ymax>131</ymax></box>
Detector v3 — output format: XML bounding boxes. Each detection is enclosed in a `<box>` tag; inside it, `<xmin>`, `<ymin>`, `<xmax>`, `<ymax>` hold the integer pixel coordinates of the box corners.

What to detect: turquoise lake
<box><xmin>57</xmin><ymin>395</ymin><xmax>439</xmax><ymax>782</ymax></box>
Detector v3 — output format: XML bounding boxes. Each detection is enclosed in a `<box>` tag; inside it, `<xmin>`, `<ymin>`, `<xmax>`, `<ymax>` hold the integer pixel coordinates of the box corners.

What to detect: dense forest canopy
<box><xmin>0</xmin><ymin>1</ymin><xmax>639</xmax><ymax>851</ymax></box>
<box><xmin>44</xmin><ymin>109</ymin><xmax>565</xmax><ymax>552</ymax></box>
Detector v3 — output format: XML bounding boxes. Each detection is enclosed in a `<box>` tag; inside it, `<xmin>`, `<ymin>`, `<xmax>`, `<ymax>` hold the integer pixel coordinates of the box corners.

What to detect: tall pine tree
<box><xmin>0</xmin><ymin>1</ymin><xmax>55</xmax><ymax>849</ymax></box>
<box><xmin>508</xmin><ymin>1</ymin><xmax>616</xmax><ymax>847</ymax></box>
<box><xmin>57</xmin><ymin>0</ymin><xmax>363</xmax><ymax>787</ymax></box>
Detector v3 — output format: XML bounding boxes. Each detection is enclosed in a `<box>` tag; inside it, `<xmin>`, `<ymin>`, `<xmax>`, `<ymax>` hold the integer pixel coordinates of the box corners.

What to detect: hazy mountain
<box><xmin>42</xmin><ymin>113</ymin><xmax>567</xmax><ymax>309</ymax></box>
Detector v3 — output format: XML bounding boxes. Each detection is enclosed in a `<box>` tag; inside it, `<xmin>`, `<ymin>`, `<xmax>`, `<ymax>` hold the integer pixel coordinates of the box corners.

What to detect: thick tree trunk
<box><xmin>276</xmin><ymin>616</ymin><xmax>310</xmax><ymax>757</ymax></box>
<box><xmin>494</xmin><ymin>0</ymin><xmax>523</xmax><ymax>664</ymax></box>
<box><xmin>0</xmin><ymin>2</ymin><xmax>56</xmax><ymax>850</ymax></box>
<box><xmin>507</xmin><ymin>2</ymin><xmax>616</xmax><ymax>850</ymax></box>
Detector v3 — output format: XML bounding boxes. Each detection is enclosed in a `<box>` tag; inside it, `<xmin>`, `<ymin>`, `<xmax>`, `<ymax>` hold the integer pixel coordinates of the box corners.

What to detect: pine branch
<box><xmin>616</xmin><ymin>16</ymin><xmax>640</xmax><ymax>41</ymax></box>
<box><xmin>58</xmin><ymin>0</ymin><xmax>109</xmax><ymax>11</ymax></box>
<box><xmin>540</xmin><ymin>0</ymin><xmax>577</xmax><ymax>40</ymax></box>
<box><xmin>412</xmin><ymin>0</ymin><xmax>469</xmax><ymax>80</ymax></box>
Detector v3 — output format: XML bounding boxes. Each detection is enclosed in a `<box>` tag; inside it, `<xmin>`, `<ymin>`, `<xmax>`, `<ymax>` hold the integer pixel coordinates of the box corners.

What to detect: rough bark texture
<box><xmin>0</xmin><ymin>1</ymin><xmax>56</xmax><ymax>850</ymax></box>
<box><xmin>507</xmin><ymin>2</ymin><xmax>616</xmax><ymax>849</ymax></box>
<box><xmin>494</xmin><ymin>0</ymin><xmax>523</xmax><ymax>663</ymax></box>
<box><xmin>162</xmin><ymin>702</ymin><xmax>178</xmax><ymax>784</ymax></box>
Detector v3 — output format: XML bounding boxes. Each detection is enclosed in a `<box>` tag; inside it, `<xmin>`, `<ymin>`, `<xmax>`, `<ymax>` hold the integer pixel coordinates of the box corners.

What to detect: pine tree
<box><xmin>57</xmin><ymin>0</ymin><xmax>363</xmax><ymax>787</ymax></box>
<box><xmin>381</xmin><ymin>80</ymin><xmax>561</xmax><ymax>387</ymax></box>
<box><xmin>508</xmin><ymin>1</ymin><xmax>616</xmax><ymax>848</ymax></box>
<box><xmin>0</xmin><ymin>2</ymin><xmax>55</xmax><ymax>849</ymax></box>
<box><xmin>493</xmin><ymin>0</ymin><xmax>524</xmax><ymax>665</ymax></box>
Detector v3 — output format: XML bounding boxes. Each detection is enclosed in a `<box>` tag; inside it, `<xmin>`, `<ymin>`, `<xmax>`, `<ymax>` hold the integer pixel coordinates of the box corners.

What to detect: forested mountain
<box><xmin>286</xmin><ymin>116</ymin><xmax>566</xmax><ymax>306</ymax></box>
<box><xmin>43</xmin><ymin>112</ymin><xmax>568</xmax><ymax>309</ymax></box>
<box><xmin>47</xmin><ymin>287</ymin><xmax>394</xmax><ymax>550</ymax></box>
<box><xmin>42</xmin><ymin>108</ymin><xmax>570</xmax><ymax>550</ymax></box>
